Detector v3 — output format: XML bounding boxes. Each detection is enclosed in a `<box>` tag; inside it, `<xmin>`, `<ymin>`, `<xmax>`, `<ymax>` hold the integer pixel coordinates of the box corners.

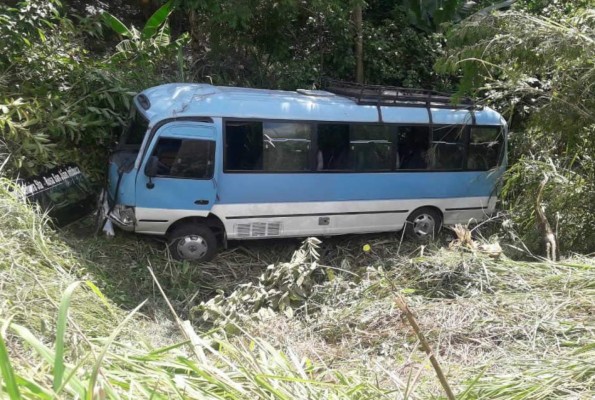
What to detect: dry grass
<box><xmin>208</xmin><ymin>236</ymin><xmax>595</xmax><ymax>398</ymax></box>
<box><xmin>1</xmin><ymin>175</ymin><xmax>594</xmax><ymax>398</ymax></box>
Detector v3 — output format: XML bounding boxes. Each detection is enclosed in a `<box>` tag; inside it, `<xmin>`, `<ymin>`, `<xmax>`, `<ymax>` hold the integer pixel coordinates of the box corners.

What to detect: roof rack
<box><xmin>320</xmin><ymin>78</ymin><xmax>480</xmax><ymax>110</ymax></box>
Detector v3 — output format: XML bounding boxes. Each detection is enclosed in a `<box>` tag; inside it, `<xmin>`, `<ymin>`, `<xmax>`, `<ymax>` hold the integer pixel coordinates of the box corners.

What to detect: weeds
<box><xmin>0</xmin><ymin>176</ymin><xmax>390</xmax><ymax>398</ymax></box>
<box><xmin>1</xmin><ymin>173</ymin><xmax>594</xmax><ymax>398</ymax></box>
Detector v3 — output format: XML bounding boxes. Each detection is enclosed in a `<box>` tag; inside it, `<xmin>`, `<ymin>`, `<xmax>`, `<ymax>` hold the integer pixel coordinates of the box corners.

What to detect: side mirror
<box><xmin>145</xmin><ymin>156</ymin><xmax>158</xmax><ymax>177</ymax></box>
<box><xmin>145</xmin><ymin>156</ymin><xmax>158</xmax><ymax>189</ymax></box>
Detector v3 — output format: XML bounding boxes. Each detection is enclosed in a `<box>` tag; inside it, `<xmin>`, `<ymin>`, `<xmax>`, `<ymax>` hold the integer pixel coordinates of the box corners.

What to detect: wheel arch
<box><xmin>408</xmin><ymin>205</ymin><xmax>444</xmax><ymax>222</ymax></box>
<box><xmin>166</xmin><ymin>213</ymin><xmax>226</xmax><ymax>242</ymax></box>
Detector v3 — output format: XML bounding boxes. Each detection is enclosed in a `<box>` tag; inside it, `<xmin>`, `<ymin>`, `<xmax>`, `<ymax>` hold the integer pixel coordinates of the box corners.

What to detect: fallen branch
<box><xmin>394</xmin><ymin>294</ymin><xmax>456</xmax><ymax>400</ymax></box>
<box><xmin>535</xmin><ymin>175</ymin><xmax>557</xmax><ymax>261</ymax></box>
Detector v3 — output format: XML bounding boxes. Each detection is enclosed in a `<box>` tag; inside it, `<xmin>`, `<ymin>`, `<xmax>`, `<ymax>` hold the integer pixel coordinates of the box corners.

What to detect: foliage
<box><xmin>437</xmin><ymin>6</ymin><xmax>595</xmax><ymax>254</ymax></box>
<box><xmin>2</xmin><ymin>171</ymin><xmax>595</xmax><ymax>397</ymax></box>
<box><xmin>195</xmin><ymin>238</ymin><xmax>323</xmax><ymax>331</ymax></box>
<box><xmin>460</xmin><ymin>343</ymin><xmax>595</xmax><ymax>399</ymax></box>
<box><xmin>173</xmin><ymin>0</ymin><xmax>449</xmax><ymax>89</ymax></box>
<box><xmin>0</xmin><ymin>180</ymin><xmax>390</xmax><ymax>398</ymax></box>
<box><xmin>363</xmin><ymin>8</ymin><xmax>449</xmax><ymax>89</ymax></box>
<box><xmin>0</xmin><ymin>0</ymin><xmax>184</xmax><ymax>179</ymax></box>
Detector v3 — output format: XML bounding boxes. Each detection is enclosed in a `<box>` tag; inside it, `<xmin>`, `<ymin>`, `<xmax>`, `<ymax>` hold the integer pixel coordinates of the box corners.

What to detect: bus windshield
<box><xmin>121</xmin><ymin>106</ymin><xmax>149</xmax><ymax>147</ymax></box>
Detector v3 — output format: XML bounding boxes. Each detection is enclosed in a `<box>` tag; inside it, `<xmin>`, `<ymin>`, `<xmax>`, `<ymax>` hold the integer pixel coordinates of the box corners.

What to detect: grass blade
<box><xmin>85</xmin><ymin>280</ymin><xmax>117</xmax><ymax>319</ymax></box>
<box><xmin>0</xmin><ymin>322</ymin><xmax>21</xmax><ymax>400</ymax></box>
<box><xmin>86</xmin><ymin>300</ymin><xmax>147</xmax><ymax>400</ymax></box>
<box><xmin>54</xmin><ymin>281</ymin><xmax>81</xmax><ymax>392</ymax></box>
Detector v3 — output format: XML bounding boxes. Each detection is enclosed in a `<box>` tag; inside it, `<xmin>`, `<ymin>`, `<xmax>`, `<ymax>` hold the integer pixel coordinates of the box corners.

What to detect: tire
<box><xmin>405</xmin><ymin>207</ymin><xmax>442</xmax><ymax>242</ymax></box>
<box><xmin>167</xmin><ymin>223</ymin><xmax>217</xmax><ymax>262</ymax></box>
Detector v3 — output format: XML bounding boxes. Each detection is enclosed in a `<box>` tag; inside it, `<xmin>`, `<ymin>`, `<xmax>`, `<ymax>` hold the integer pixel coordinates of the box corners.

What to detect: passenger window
<box><xmin>317</xmin><ymin>124</ymin><xmax>351</xmax><ymax>170</ymax></box>
<box><xmin>398</xmin><ymin>126</ymin><xmax>430</xmax><ymax>170</ymax></box>
<box><xmin>468</xmin><ymin>127</ymin><xmax>503</xmax><ymax>170</ymax></box>
<box><xmin>263</xmin><ymin>122</ymin><xmax>312</xmax><ymax>171</ymax></box>
<box><xmin>151</xmin><ymin>138</ymin><xmax>215</xmax><ymax>179</ymax></box>
<box><xmin>430</xmin><ymin>125</ymin><xmax>465</xmax><ymax>170</ymax></box>
<box><xmin>350</xmin><ymin>125</ymin><xmax>393</xmax><ymax>171</ymax></box>
<box><xmin>225</xmin><ymin>121</ymin><xmax>263</xmax><ymax>171</ymax></box>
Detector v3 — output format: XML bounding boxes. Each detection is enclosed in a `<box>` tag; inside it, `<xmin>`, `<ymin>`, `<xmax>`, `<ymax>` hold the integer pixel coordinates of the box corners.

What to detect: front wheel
<box><xmin>167</xmin><ymin>224</ymin><xmax>217</xmax><ymax>262</ymax></box>
<box><xmin>405</xmin><ymin>207</ymin><xmax>442</xmax><ymax>242</ymax></box>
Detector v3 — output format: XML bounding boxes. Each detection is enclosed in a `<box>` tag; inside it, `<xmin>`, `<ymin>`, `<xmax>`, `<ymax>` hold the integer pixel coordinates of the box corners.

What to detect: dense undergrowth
<box><xmin>1</xmin><ymin>0</ymin><xmax>594</xmax><ymax>397</ymax></box>
<box><xmin>1</xmin><ymin>176</ymin><xmax>594</xmax><ymax>398</ymax></box>
<box><xmin>0</xmin><ymin>177</ymin><xmax>393</xmax><ymax>398</ymax></box>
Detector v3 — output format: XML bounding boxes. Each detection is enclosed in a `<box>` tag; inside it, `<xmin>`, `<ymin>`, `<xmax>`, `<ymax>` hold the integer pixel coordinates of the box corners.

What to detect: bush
<box><xmin>437</xmin><ymin>6</ymin><xmax>595</xmax><ymax>255</ymax></box>
<box><xmin>0</xmin><ymin>0</ymin><xmax>184</xmax><ymax>179</ymax></box>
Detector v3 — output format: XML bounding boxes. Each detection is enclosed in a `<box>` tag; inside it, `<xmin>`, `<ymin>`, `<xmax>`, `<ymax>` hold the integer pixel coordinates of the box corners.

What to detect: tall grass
<box><xmin>1</xmin><ymin>174</ymin><xmax>594</xmax><ymax>398</ymax></box>
<box><xmin>0</xmin><ymin>176</ymin><xmax>389</xmax><ymax>398</ymax></box>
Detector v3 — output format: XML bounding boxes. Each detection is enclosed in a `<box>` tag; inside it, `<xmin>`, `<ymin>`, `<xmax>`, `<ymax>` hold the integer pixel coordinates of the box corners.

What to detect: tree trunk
<box><xmin>353</xmin><ymin>4</ymin><xmax>364</xmax><ymax>84</ymax></box>
<box><xmin>535</xmin><ymin>175</ymin><xmax>558</xmax><ymax>261</ymax></box>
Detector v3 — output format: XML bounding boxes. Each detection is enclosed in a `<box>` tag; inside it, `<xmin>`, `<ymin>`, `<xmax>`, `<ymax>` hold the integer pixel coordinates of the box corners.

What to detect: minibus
<box><xmin>102</xmin><ymin>80</ymin><xmax>507</xmax><ymax>261</ymax></box>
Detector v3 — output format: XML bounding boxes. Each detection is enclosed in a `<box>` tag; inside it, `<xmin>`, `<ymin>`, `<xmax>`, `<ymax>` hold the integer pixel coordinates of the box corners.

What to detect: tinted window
<box><xmin>350</xmin><ymin>125</ymin><xmax>394</xmax><ymax>171</ymax></box>
<box><xmin>225</xmin><ymin>121</ymin><xmax>263</xmax><ymax>170</ymax></box>
<box><xmin>468</xmin><ymin>127</ymin><xmax>504</xmax><ymax>170</ymax></box>
<box><xmin>151</xmin><ymin>138</ymin><xmax>215</xmax><ymax>179</ymax></box>
<box><xmin>317</xmin><ymin>124</ymin><xmax>351</xmax><ymax>170</ymax></box>
<box><xmin>398</xmin><ymin>126</ymin><xmax>430</xmax><ymax>170</ymax></box>
<box><xmin>430</xmin><ymin>125</ymin><xmax>465</xmax><ymax>170</ymax></box>
<box><xmin>263</xmin><ymin>122</ymin><xmax>312</xmax><ymax>171</ymax></box>
<box><xmin>123</xmin><ymin>107</ymin><xmax>149</xmax><ymax>146</ymax></box>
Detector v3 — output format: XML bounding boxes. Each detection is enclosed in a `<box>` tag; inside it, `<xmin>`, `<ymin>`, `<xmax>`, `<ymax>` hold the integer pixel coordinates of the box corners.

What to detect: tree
<box><xmin>437</xmin><ymin>4</ymin><xmax>595</xmax><ymax>254</ymax></box>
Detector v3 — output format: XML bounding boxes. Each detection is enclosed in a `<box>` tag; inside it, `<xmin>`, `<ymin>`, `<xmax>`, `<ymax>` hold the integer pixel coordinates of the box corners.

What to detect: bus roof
<box><xmin>136</xmin><ymin>83</ymin><xmax>506</xmax><ymax>127</ymax></box>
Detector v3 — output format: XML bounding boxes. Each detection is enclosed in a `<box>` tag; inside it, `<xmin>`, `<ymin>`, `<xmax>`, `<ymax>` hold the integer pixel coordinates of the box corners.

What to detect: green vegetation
<box><xmin>0</xmin><ymin>177</ymin><xmax>392</xmax><ymax>398</ymax></box>
<box><xmin>437</xmin><ymin>4</ymin><xmax>595</xmax><ymax>253</ymax></box>
<box><xmin>1</xmin><ymin>0</ymin><xmax>594</xmax><ymax>398</ymax></box>
<box><xmin>0</xmin><ymin>0</ymin><xmax>183</xmax><ymax>178</ymax></box>
<box><xmin>1</xmin><ymin>176</ymin><xmax>594</xmax><ymax>398</ymax></box>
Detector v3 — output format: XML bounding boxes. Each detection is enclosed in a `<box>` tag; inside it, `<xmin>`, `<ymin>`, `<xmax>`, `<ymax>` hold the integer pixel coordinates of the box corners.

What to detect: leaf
<box><xmin>37</xmin><ymin>28</ymin><xmax>46</xmax><ymax>43</ymax></box>
<box><xmin>0</xmin><ymin>320</ymin><xmax>22</xmax><ymax>400</ymax></box>
<box><xmin>142</xmin><ymin>0</ymin><xmax>173</xmax><ymax>40</ymax></box>
<box><xmin>54</xmin><ymin>282</ymin><xmax>81</xmax><ymax>392</ymax></box>
<box><xmin>86</xmin><ymin>300</ymin><xmax>147</xmax><ymax>400</ymax></box>
<box><xmin>102</xmin><ymin>12</ymin><xmax>131</xmax><ymax>37</ymax></box>
<box><xmin>85</xmin><ymin>281</ymin><xmax>117</xmax><ymax>319</ymax></box>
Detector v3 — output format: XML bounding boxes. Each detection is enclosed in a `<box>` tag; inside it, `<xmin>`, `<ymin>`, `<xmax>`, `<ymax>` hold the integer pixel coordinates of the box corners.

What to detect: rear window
<box><xmin>122</xmin><ymin>107</ymin><xmax>149</xmax><ymax>146</ymax></box>
<box><xmin>467</xmin><ymin>127</ymin><xmax>504</xmax><ymax>170</ymax></box>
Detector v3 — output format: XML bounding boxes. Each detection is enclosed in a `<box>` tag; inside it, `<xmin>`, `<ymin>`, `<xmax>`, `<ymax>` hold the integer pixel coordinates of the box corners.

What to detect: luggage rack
<box><xmin>321</xmin><ymin>78</ymin><xmax>481</xmax><ymax>110</ymax></box>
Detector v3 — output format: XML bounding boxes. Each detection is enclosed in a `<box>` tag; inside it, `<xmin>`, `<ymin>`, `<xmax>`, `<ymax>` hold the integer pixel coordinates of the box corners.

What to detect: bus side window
<box><xmin>263</xmin><ymin>122</ymin><xmax>312</xmax><ymax>171</ymax></box>
<box><xmin>430</xmin><ymin>125</ymin><xmax>465</xmax><ymax>170</ymax></box>
<box><xmin>350</xmin><ymin>124</ymin><xmax>393</xmax><ymax>171</ymax></box>
<box><xmin>468</xmin><ymin>127</ymin><xmax>503</xmax><ymax>170</ymax></box>
<box><xmin>317</xmin><ymin>124</ymin><xmax>351</xmax><ymax>170</ymax></box>
<box><xmin>225</xmin><ymin>121</ymin><xmax>263</xmax><ymax>171</ymax></box>
<box><xmin>398</xmin><ymin>126</ymin><xmax>430</xmax><ymax>170</ymax></box>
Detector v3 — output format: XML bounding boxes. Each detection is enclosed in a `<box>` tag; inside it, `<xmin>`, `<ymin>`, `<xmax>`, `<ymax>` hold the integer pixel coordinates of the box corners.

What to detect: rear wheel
<box><xmin>167</xmin><ymin>224</ymin><xmax>217</xmax><ymax>262</ymax></box>
<box><xmin>405</xmin><ymin>207</ymin><xmax>442</xmax><ymax>242</ymax></box>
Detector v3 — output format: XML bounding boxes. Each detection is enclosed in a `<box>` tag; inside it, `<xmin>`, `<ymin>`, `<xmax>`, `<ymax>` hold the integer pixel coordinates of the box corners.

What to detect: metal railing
<box><xmin>321</xmin><ymin>78</ymin><xmax>480</xmax><ymax>110</ymax></box>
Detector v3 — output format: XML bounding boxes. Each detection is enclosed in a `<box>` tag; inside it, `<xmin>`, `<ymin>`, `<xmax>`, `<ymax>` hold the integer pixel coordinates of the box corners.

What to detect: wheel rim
<box><xmin>413</xmin><ymin>214</ymin><xmax>435</xmax><ymax>238</ymax></box>
<box><xmin>176</xmin><ymin>235</ymin><xmax>208</xmax><ymax>260</ymax></box>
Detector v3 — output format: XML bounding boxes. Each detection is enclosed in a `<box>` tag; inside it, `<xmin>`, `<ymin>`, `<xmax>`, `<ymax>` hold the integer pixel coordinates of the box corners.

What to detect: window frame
<box><xmin>428</xmin><ymin>124</ymin><xmax>469</xmax><ymax>171</ymax></box>
<box><xmin>466</xmin><ymin>125</ymin><xmax>506</xmax><ymax>171</ymax></box>
<box><xmin>118</xmin><ymin>105</ymin><xmax>150</xmax><ymax>150</ymax></box>
<box><xmin>222</xmin><ymin>117</ymin><xmax>504</xmax><ymax>174</ymax></box>
<box><xmin>151</xmin><ymin>136</ymin><xmax>216</xmax><ymax>181</ymax></box>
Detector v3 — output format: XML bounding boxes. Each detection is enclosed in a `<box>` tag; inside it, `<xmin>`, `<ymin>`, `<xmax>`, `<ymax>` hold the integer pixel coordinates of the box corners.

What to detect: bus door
<box><xmin>135</xmin><ymin>122</ymin><xmax>217</xmax><ymax>230</ymax></box>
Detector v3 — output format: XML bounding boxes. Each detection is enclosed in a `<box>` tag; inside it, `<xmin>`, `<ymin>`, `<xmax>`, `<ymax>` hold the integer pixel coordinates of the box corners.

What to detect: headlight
<box><xmin>113</xmin><ymin>205</ymin><xmax>136</xmax><ymax>226</ymax></box>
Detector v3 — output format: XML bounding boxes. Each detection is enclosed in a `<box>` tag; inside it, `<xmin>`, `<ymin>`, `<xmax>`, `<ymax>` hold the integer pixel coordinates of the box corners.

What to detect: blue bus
<box><xmin>102</xmin><ymin>80</ymin><xmax>507</xmax><ymax>261</ymax></box>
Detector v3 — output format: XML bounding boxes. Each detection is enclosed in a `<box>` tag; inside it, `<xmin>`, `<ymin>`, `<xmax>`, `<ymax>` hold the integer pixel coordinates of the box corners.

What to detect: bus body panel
<box><xmin>134</xmin><ymin>122</ymin><xmax>218</xmax><ymax>234</ymax></box>
<box><xmin>107</xmin><ymin>83</ymin><xmax>507</xmax><ymax>243</ymax></box>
